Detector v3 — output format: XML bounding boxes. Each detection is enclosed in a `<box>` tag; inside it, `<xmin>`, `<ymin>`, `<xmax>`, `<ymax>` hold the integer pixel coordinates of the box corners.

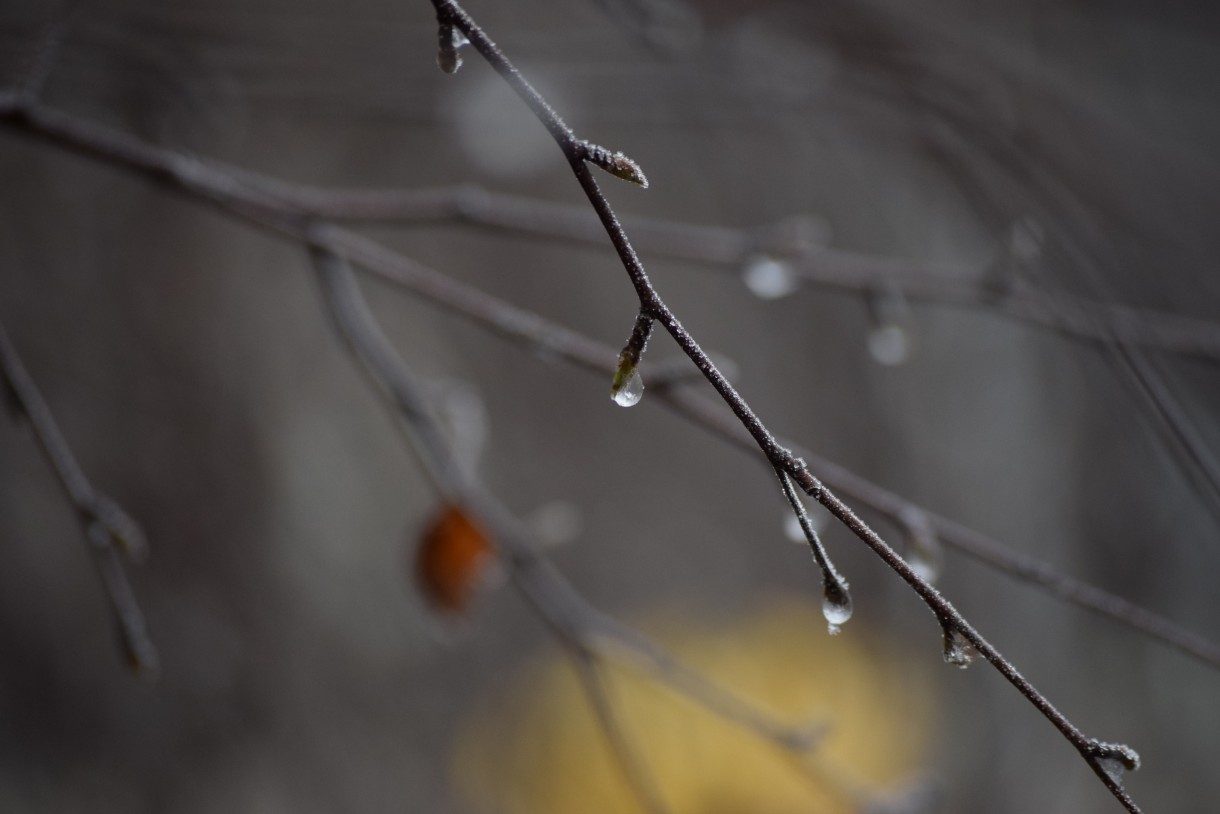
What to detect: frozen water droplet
<box><xmin>942</xmin><ymin>626</ymin><xmax>977</xmax><ymax>669</ymax></box>
<box><xmin>611</xmin><ymin>367</ymin><xmax>644</xmax><ymax>407</ymax></box>
<box><xmin>742</xmin><ymin>255</ymin><xmax>799</xmax><ymax>300</ymax></box>
<box><xmin>868</xmin><ymin>323</ymin><xmax>910</xmax><ymax>366</ymax></box>
<box><xmin>822</xmin><ymin>579</ymin><xmax>852</xmax><ymax>635</ymax></box>
<box><xmin>1088</xmin><ymin>741</ymin><xmax>1140</xmax><ymax>787</ymax></box>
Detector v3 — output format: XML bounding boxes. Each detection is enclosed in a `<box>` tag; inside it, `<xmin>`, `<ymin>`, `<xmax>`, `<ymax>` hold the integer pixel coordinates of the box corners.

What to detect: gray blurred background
<box><xmin>1</xmin><ymin>0</ymin><xmax>1219</xmax><ymax>811</ymax></box>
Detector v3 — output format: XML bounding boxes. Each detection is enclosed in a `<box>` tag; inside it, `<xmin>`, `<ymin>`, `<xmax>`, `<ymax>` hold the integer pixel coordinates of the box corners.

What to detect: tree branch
<box><xmin>429</xmin><ymin>2</ymin><xmax>1148</xmax><ymax>809</ymax></box>
<box><xmin>0</xmin><ymin>315</ymin><xmax>158</xmax><ymax>677</ymax></box>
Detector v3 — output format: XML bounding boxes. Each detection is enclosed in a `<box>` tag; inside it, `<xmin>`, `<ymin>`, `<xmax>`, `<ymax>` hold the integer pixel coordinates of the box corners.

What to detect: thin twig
<box><xmin>0</xmin><ymin>316</ymin><xmax>158</xmax><ymax>677</ymax></box>
<box><xmin>432</xmin><ymin>3</ymin><xmax>1146</xmax><ymax>809</ymax></box>
<box><xmin>566</xmin><ymin>647</ymin><xmax>673</xmax><ymax>814</ymax></box>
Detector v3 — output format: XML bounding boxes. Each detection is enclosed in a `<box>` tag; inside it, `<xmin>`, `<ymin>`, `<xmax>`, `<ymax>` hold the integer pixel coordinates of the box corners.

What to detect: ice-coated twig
<box><xmin>0</xmin><ymin>316</ymin><xmax>158</xmax><ymax>677</ymax></box>
<box><xmin>777</xmin><ymin>469</ymin><xmax>853</xmax><ymax>635</ymax></box>
<box><xmin>428</xmin><ymin>3</ymin><xmax>1148</xmax><ymax>809</ymax></box>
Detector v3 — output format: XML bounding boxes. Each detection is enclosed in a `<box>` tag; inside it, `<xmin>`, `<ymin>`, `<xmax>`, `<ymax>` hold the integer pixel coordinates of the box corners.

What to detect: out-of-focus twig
<box><xmin>210</xmin><ymin>178</ymin><xmax>1220</xmax><ymax>365</ymax></box>
<box><xmin>0</xmin><ymin>316</ymin><xmax>158</xmax><ymax>677</ymax></box>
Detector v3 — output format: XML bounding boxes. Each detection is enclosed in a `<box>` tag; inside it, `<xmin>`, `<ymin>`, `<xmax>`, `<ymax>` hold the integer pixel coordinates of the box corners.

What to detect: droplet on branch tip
<box><xmin>822</xmin><ymin>578</ymin><xmax>852</xmax><ymax>635</ymax></box>
<box><xmin>610</xmin><ymin>363</ymin><xmax>644</xmax><ymax>407</ymax></box>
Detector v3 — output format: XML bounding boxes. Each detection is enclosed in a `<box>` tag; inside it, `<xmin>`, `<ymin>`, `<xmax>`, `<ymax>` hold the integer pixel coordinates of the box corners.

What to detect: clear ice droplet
<box><xmin>611</xmin><ymin>368</ymin><xmax>644</xmax><ymax>407</ymax></box>
<box><xmin>822</xmin><ymin>579</ymin><xmax>853</xmax><ymax>635</ymax></box>
<box><xmin>867</xmin><ymin>323</ymin><xmax>910</xmax><ymax>366</ymax></box>
<box><xmin>742</xmin><ymin>255</ymin><xmax>799</xmax><ymax>300</ymax></box>
<box><xmin>942</xmin><ymin>626</ymin><xmax>977</xmax><ymax>669</ymax></box>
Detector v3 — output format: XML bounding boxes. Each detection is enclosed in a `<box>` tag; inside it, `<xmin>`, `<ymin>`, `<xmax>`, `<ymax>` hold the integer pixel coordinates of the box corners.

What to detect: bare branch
<box><xmin>0</xmin><ymin>316</ymin><xmax>158</xmax><ymax>677</ymax></box>
<box><xmin>432</xmin><ymin>3</ymin><xmax>1148</xmax><ymax>808</ymax></box>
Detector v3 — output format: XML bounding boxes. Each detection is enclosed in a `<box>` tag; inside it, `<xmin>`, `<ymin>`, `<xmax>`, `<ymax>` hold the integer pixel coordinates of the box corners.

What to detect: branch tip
<box><xmin>582</xmin><ymin>141</ymin><xmax>649</xmax><ymax>188</ymax></box>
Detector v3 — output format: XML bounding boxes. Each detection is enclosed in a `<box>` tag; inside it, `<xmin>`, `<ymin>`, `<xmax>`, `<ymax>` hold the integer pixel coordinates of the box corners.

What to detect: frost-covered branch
<box><xmin>428</xmin><ymin>1</ymin><xmax>1148</xmax><ymax>809</ymax></box>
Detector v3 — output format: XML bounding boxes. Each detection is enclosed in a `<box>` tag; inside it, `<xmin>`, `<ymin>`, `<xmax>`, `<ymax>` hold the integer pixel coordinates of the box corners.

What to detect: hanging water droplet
<box><xmin>867</xmin><ymin>323</ymin><xmax>910</xmax><ymax>366</ymax></box>
<box><xmin>941</xmin><ymin>625</ymin><xmax>977</xmax><ymax>669</ymax></box>
<box><xmin>822</xmin><ymin>579</ymin><xmax>852</xmax><ymax>635</ymax></box>
<box><xmin>1087</xmin><ymin>740</ymin><xmax>1140</xmax><ymax>786</ymax></box>
<box><xmin>742</xmin><ymin>255</ymin><xmax>799</xmax><ymax>300</ymax></box>
<box><xmin>611</xmin><ymin>367</ymin><xmax>644</xmax><ymax>407</ymax></box>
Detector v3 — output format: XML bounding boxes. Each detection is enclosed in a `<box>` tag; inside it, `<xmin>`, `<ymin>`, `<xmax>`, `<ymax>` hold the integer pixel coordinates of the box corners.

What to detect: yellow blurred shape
<box><xmin>452</xmin><ymin>596</ymin><xmax>935</xmax><ymax>814</ymax></box>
